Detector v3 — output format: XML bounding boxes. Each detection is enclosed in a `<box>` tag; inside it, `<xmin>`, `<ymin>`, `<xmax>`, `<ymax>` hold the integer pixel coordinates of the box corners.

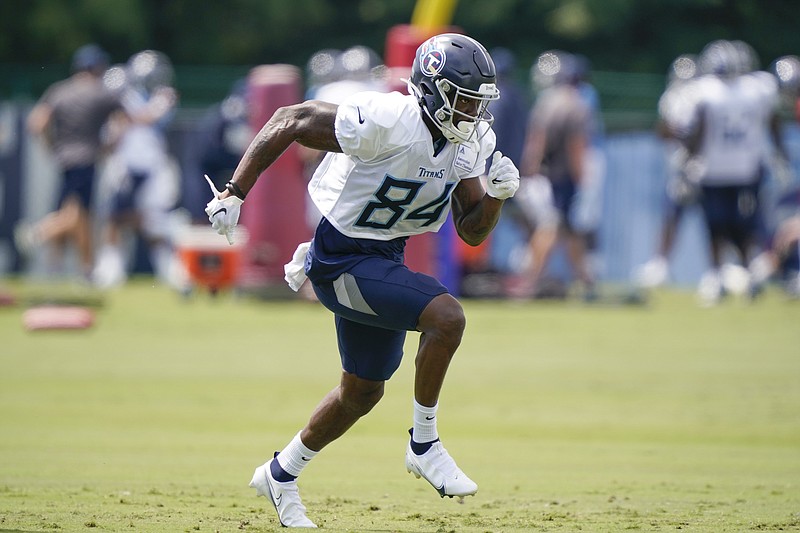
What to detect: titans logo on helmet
<box><xmin>421</xmin><ymin>49</ymin><xmax>446</xmax><ymax>77</ymax></box>
<box><xmin>419</xmin><ymin>37</ymin><xmax>446</xmax><ymax>77</ymax></box>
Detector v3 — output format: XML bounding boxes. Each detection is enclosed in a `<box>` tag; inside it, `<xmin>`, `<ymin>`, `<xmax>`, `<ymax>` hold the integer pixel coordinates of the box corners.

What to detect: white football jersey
<box><xmin>308</xmin><ymin>91</ymin><xmax>496</xmax><ymax>240</ymax></box>
<box><xmin>658</xmin><ymin>79</ymin><xmax>701</xmax><ymax>138</ymax></box>
<box><xmin>690</xmin><ymin>73</ymin><xmax>778</xmax><ymax>185</ymax></box>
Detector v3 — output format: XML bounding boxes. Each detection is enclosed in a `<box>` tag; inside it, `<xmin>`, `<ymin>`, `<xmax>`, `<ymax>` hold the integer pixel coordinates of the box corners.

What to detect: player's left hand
<box><xmin>204</xmin><ymin>174</ymin><xmax>243</xmax><ymax>245</ymax></box>
<box><xmin>486</xmin><ymin>151</ymin><xmax>520</xmax><ymax>200</ymax></box>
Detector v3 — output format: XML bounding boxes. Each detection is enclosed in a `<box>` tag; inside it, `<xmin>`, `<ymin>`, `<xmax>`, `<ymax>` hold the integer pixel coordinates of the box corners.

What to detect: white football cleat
<box><xmin>633</xmin><ymin>256</ymin><xmax>669</xmax><ymax>289</ymax></box>
<box><xmin>405</xmin><ymin>440</ymin><xmax>478</xmax><ymax>500</ymax></box>
<box><xmin>697</xmin><ymin>269</ymin><xmax>725</xmax><ymax>307</ymax></box>
<box><xmin>249</xmin><ymin>458</ymin><xmax>317</xmax><ymax>528</ymax></box>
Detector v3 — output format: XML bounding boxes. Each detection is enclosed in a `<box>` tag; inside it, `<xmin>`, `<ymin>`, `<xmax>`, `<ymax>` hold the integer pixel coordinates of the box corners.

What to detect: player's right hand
<box><xmin>204</xmin><ymin>174</ymin><xmax>243</xmax><ymax>245</ymax></box>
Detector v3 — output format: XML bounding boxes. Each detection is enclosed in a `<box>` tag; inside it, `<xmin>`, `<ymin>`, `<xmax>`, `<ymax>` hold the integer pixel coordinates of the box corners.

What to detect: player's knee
<box><xmin>340</xmin><ymin>380</ymin><xmax>384</xmax><ymax>417</ymax></box>
<box><xmin>421</xmin><ymin>294</ymin><xmax>466</xmax><ymax>346</ymax></box>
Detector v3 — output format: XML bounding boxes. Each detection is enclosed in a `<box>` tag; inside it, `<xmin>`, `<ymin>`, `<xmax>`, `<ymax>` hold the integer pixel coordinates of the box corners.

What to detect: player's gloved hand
<box><xmin>204</xmin><ymin>174</ymin><xmax>243</xmax><ymax>245</ymax></box>
<box><xmin>486</xmin><ymin>151</ymin><xmax>520</xmax><ymax>200</ymax></box>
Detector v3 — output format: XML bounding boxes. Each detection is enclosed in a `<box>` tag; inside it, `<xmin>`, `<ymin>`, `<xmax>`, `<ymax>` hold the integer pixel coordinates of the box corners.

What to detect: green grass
<box><xmin>1</xmin><ymin>280</ymin><xmax>798</xmax><ymax>532</ymax></box>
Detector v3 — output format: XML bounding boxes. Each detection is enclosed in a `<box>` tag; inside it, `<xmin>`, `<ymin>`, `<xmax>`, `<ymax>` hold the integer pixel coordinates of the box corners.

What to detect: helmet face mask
<box><xmin>408</xmin><ymin>34</ymin><xmax>499</xmax><ymax>143</ymax></box>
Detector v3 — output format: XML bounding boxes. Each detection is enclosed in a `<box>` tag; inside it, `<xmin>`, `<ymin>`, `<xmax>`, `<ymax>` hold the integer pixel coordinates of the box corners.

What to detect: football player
<box><xmin>17</xmin><ymin>44</ymin><xmax>122</xmax><ymax>279</ymax></box>
<box><xmin>93</xmin><ymin>50</ymin><xmax>180</xmax><ymax>288</ymax></box>
<box><xmin>687</xmin><ymin>40</ymin><xmax>790</xmax><ymax>305</ymax></box>
<box><xmin>205</xmin><ymin>33</ymin><xmax>519</xmax><ymax>527</ymax></box>
<box><xmin>634</xmin><ymin>53</ymin><xmax>701</xmax><ymax>289</ymax></box>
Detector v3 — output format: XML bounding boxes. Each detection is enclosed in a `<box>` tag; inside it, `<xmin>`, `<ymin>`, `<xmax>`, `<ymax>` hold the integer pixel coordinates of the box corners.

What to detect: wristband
<box><xmin>225</xmin><ymin>181</ymin><xmax>247</xmax><ymax>200</ymax></box>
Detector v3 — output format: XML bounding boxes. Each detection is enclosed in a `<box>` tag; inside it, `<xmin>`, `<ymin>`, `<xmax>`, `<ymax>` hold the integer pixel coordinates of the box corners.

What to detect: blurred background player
<box><xmin>570</xmin><ymin>54</ymin><xmax>606</xmax><ymax>275</ymax></box>
<box><xmin>93</xmin><ymin>50</ymin><xmax>181</xmax><ymax>288</ymax></box>
<box><xmin>196</xmin><ymin>79</ymin><xmax>251</xmax><ymax>215</ymax></box>
<box><xmin>773</xmin><ymin>55</ymin><xmax>800</xmax><ymax>122</ymax></box>
<box><xmin>747</xmin><ymin>55</ymin><xmax>800</xmax><ymax>297</ymax></box>
<box><xmin>748</xmin><ymin>186</ymin><xmax>800</xmax><ymax>298</ymax></box>
<box><xmin>16</xmin><ymin>43</ymin><xmax>122</xmax><ymax>280</ymax></box>
<box><xmin>634</xmin><ymin>53</ymin><xmax>702</xmax><ymax>288</ymax></box>
<box><xmin>177</xmin><ymin>78</ymin><xmax>251</xmax><ymax>226</ymax></box>
<box><xmin>517</xmin><ymin>50</ymin><xmax>595</xmax><ymax>299</ymax></box>
<box><xmin>454</xmin><ymin>46</ymin><xmax>530</xmax><ymax>295</ymax></box>
<box><xmin>304</xmin><ymin>48</ymin><xmax>343</xmax><ymax>100</ymax></box>
<box><xmin>314</xmin><ymin>45</ymin><xmax>387</xmax><ymax>104</ymax></box>
<box><xmin>686</xmin><ymin>39</ymin><xmax>790</xmax><ymax>305</ymax></box>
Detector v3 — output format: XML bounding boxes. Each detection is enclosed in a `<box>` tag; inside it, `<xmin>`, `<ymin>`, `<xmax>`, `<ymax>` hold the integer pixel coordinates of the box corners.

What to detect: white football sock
<box><xmin>276</xmin><ymin>431</ymin><xmax>318</xmax><ymax>477</ymax></box>
<box><xmin>412</xmin><ymin>399</ymin><xmax>439</xmax><ymax>443</ymax></box>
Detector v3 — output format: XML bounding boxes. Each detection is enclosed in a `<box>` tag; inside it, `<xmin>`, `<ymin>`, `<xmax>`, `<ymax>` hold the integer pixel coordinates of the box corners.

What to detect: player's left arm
<box><xmin>451</xmin><ymin>177</ymin><xmax>502</xmax><ymax>246</ymax></box>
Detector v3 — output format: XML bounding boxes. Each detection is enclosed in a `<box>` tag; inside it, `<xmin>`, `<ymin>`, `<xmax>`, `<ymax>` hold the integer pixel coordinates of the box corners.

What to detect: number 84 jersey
<box><xmin>308</xmin><ymin>91</ymin><xmax>495</xmax><ymax>241</ymax></box>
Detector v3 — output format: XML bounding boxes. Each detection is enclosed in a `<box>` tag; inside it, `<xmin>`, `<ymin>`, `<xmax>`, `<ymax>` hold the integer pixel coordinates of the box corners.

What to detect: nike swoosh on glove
<box><xmin>204</xmin><ymin>174</ymin><xmax>243</xmax><ymax>245</ymax></box>
<box><xmin>485</xmin><ymin>151</ymin><xmax>520</xmax><ymax>200</ymax></box>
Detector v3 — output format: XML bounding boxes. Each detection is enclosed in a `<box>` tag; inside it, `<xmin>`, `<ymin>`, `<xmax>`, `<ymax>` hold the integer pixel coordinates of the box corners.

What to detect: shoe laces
<box><xmin>425</xmin><ymin>442</ymin><xmax>463</xmax><ymax>478</ymax></box>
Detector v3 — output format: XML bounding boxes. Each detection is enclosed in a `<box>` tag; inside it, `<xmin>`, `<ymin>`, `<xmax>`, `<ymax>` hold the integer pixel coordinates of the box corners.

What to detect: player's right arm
<box><xmin>220</xmin><ymin>100</ymin><xmax>342</xmax><ymax>200</ymax></box>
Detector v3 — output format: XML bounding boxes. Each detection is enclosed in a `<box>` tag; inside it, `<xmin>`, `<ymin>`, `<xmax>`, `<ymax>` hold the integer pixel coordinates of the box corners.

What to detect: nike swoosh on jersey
<box><xmin>357</xmin><ymin>107</ymin><xmax>365</xmax><ymax>124</ymax></box>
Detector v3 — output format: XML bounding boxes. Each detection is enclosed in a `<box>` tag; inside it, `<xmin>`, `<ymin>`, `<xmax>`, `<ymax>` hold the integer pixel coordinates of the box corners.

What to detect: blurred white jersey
<box><xmin>658</xmin><ymin>80</ymin><xmax>701</xmax><ymax>138</ymax></box>
<box><xmin>690</xmin><ymin>73</ymin><xmax>779</xmax><ymax>185</ymax></box>
<box><xmin>117</xmin><ymin>88</ymin><xmax>172</xmax><ymax>173</ymax></box>
<box><xmin>308</xmin><ymin>91</ymin><xmax>495</xmax><ymax>240</ymax></box>
<box><xmin>314</xmin><ymin>79</ymin><xmax>388</xmax><ymax>105</ymax></box>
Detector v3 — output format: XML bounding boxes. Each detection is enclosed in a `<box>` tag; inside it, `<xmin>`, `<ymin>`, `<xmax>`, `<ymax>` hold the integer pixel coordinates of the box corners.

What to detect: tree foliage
<box><xmin>3</xmin><ymin>0</ymin><xmax>797</xmax><ymax>72</ymax></box>
<box><xmin>2</xmin><ymin>0</ymin><xmax>797</xmax><ymax>113</ymax></box>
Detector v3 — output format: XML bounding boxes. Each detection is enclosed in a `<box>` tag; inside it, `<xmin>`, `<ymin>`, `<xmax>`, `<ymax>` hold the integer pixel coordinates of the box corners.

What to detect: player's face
<box><xmin>453</xmin><ymin>95</ymin><xmax>481</xmax><ymax>124</ymax></box>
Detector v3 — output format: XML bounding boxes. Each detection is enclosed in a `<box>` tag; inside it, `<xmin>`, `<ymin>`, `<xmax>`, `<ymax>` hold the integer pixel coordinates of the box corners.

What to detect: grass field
<box><xmin>1</xmin><ymin>279</ymin><xmax>798</xmax><ymax>532</ymax></box>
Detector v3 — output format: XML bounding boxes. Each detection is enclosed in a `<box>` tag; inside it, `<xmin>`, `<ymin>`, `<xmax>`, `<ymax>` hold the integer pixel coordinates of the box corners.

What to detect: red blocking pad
<box><xmin>22</xmin><ymin>306</ymin><xmax>95</xmax><ymax>331</ymax></box>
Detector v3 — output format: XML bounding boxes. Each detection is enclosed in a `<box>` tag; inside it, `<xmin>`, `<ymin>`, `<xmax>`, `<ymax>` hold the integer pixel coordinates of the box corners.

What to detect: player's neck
<box><xmin>421</xmin><ymin>112</ymin><xmax>448</xmax><ymax>155</ymax></box>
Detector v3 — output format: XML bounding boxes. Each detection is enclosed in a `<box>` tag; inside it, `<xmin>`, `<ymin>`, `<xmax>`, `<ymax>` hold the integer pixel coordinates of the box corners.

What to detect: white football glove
<box><xmin>204</xmin><ymin>174</ymin><xmax>243</xmax><ymax>245</ymax></box>
<box><xmin>486</xmin><ymin>151</ymin><xmax>520</xmax><ymax>200</ymax></box>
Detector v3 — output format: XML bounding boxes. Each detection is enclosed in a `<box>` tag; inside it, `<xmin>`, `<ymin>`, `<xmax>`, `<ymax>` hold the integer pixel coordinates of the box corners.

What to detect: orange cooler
<box><xmin>175</xmin><ymin>226</ymin><xmax>249</xmax><ymax>292</ymax></box>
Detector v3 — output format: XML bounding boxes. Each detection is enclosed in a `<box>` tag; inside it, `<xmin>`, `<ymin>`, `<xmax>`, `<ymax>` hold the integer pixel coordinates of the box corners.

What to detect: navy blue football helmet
<box><xmin>71</xmin><ymin>43</ymin><xmax>109</xmax><ymax>74</ymax></box>
<box><xmin>408</xmin><ymin>33</ymin><xmax>499</xmax><ymax>143</ymax></box>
